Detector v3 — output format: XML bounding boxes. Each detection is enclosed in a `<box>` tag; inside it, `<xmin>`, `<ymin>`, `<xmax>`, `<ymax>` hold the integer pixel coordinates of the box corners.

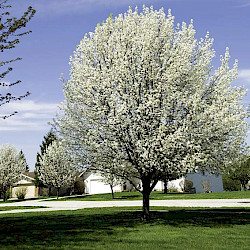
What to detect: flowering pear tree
<box><xmin>0</xmin><ymin>144</ymin><xmax>27</xmax><ymax>201</ymax></box>
<box><xmin>99</xmin><ymin>172</ymin><xmax>123</xmax><ymax>199</ymax></box>
<box><xmin>38</xmin><ymin>140</ymin><xmax>77</xmax><ymax>198</ymax></box>
<box><xmin>55</xmin><ymin>6</ymin><xmax>248</xmax><ymax>220</ymax></box>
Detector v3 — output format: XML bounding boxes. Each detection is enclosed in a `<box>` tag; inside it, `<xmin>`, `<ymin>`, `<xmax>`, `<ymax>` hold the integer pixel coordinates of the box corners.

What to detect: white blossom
<box><xmin>38</xmin><ymin>140</ymin><xmax>77</xmax><ymax>196</ymax></box>
<box><xmin>55</xmin><ymin>6</ymin><xmax>248</xmax><ymax>219</ymax></box>
<box><xmin>0</xmin><ymin>144</ymin><xmax>27</xmax><ymax>200</ymax></box>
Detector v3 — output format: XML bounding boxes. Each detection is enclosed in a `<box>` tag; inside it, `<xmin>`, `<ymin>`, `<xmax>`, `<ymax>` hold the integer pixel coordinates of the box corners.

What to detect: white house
<box><xmin>82</xmin><ymin>171</ymin><xmax>140</xmax><ymax>194</ymax></box>
<box><xmin>82</xmin><ymin>172</ymin><xmax>224</xmax><ymax>195</ymax></box>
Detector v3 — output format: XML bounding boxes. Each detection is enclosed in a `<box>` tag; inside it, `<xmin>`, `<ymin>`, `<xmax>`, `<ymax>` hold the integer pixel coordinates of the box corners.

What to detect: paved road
<box><xmin>0</xmin><ymin>198</ymin><xmax>250</xmax><ymax>214</ymax></box>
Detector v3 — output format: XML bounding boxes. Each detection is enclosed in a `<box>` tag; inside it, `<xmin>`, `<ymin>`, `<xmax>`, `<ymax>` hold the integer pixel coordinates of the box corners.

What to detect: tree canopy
<box><xmin>55</xmin><ymin>6</ymin><xmax>248</xmax><ymax>220</ymax></box>
<box><xmin>34</xmin><ymin>130</ymin><xmax>57</xmax><ymax>187</ymax></box>
<box><xmin>38</xmin><ymin>140</ymin><xmax>77</xmax><ymax>198</ymax></box>
<box><xmin>0</xmin><ymin>144</ymin><xmax>27</xmax><ymax>201</ymax></box>
<box><xmin>0</xmin><ymin>0</ymin><xmax>35</xmax><ymax>118</ymax></box>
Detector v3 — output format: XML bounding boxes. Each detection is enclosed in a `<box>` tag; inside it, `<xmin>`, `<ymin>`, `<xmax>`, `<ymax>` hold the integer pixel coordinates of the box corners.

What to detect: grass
<box><xmin>54</xmin><ymin>190</ymin><xmax>250</xmax><ymax>201</ymax></box>
<box><xmin>0</xmin><ymin>207</ymin><xmax>249</xmax><ymax>249</ymax></box>
<box><xmin>0</xmin><ymin>206</ymin><xmax>47</xmax><ymax>211</ymax></box>
<box><xmin>0</xmin><ymin>197</ymin><xmax>50</xmax><ymax>203</ymax></box>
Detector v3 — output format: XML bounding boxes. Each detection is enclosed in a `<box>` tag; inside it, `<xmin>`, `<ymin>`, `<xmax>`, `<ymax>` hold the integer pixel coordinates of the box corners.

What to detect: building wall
<box><xmin>154</xmin><ymin>177</ymin><xmax>185</xmax><ymax>192</ymax></box>
<box><xmin>186</xmin><ymin>173</ymin><xmax>224</xmax><ymax>193</ymax></box>
<box><xmin>84</xmin><ymin>173</ymin><xmax>122</xmax><ymax>194</ymax></box>
<box><xmin>12</xmin><ymin>185</ymin><xmax>38</xmax><ymax>199</ymax></box>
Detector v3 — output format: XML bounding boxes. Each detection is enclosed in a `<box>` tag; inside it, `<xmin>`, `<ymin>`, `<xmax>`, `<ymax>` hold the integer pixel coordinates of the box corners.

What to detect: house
<box><xmin>186</xmin><ymin>172</ymin><xmax>224</xmax><ymax>193</ymax></box>
<box><xmin>82</xmin><ymin>171</ymin><xmax>224</xmax><ymax>195</ymax></box>
<box><xmin>82</xmin><ymin>171</ymin><xmax>140</xmax><ymax>194</ymax></box>
<box><xmin>153</xmin><ymin>176</ymin><xmax>185</xmax><ymax>192</ymax></box>
<box><xmin>11</xmin><ymin>172</ymin><xmax>73</xmax><ymax>199</ymax></box>
<box><xmin>11</xmin><ymin>172</ymin><xmax>38</xmax><ymax>199</ymax></box>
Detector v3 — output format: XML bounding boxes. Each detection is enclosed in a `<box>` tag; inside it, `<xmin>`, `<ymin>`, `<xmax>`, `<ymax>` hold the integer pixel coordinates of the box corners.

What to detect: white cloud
<box><xmin>0</xmin><ymin>100</ymin><xmax>60</xmax><ymax>131</ymax></box>
<box><xmin>238</xmin><ymin>69</ymin><xmax>250</xmax><ymax>83</ymax></box>
<box><xmin>233</xmin><ymin>0</ymin><xmax>250</xmax><ymax>7</ymax></box>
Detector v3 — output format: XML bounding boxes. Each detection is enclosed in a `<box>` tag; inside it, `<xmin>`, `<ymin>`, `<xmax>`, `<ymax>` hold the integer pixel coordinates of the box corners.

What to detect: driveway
<box><xmin>0</xmin><ymin>198</ymin><xmax>250</xmax><ymax>214</ymax></box>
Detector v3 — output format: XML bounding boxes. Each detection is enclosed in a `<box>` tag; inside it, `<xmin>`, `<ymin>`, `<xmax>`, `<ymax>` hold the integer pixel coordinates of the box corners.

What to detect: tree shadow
<box><xmin>113</xmin><ymin>195</ymin><xmax>141</xmax><ymax>199</ymax></box>
<box><xmin>0</xmin><ymin>208</ymin><xmax>249</xmax><ymax>248</ymax></box>
<box><xmin>152</xmin><ymin>209</ymin><xmax>250</xmax><ymax>227</ymax></box>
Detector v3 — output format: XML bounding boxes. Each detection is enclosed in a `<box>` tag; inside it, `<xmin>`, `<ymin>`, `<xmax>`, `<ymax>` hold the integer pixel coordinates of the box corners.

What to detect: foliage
<box><xmin>226</xmin><ymin>155</ymin><xmax>250</xmax><ymax>190</ymax></box>
<box><xmin>99</xmin><ymin>172</ymin><xmax>123</xmax><ymax>198</ymax></box>
<box><xmin>19</xmin><ymin>150</ymin><xmax>29</xmax><ymax>172</ymax></box>
<box><xmin>0</xmin><ymin>0</ymin><xmax>35</xmax><ymax>118</ymax></box>
<box><xmin>184</xmin><ymin>179</ymin><xmax>193</xmax><ymax>192</ymax></box>
<box><xmin>38</xmin><ymin>140</ymin><xmax>77</xmax><ymax>198</ymax></box>
<box><xmin>55</xmin><ymin>6</ymin><xmax>248</xmax><ymax>220</ymax></box>
<box><xmin>201</xmin><ymin>180</ymin><xmax>211</xmax><ymax>193</ymax></box>
<box><xmin>34</xmin><ymin>131</ymin><xmax>57</xmax><ymax>187</ymax></box>
<box><xmin>222</xmin><ymin>174</ymin><xmax>241</xmax><ymax>191</ymax></box>
<box><xmin>0</xmin><ymin>144</ymin><xmax>27</xmax><ymax>201</ymax></box>
<box><xmin>73</xmin><ymin>177</ymin><xmax>85</xmax><ymax>194</ymax></box>
<box><xmin>15</xmin><ymin>187</ymin><xmax>27</xmax><ymax>200</ymax></box>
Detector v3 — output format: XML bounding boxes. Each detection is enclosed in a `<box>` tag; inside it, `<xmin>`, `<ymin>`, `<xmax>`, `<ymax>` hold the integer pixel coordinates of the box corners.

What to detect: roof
<box><xmin>24</xmin><ymin>172</ymin><xmax>35</xmax><ymax>179</ymax></box>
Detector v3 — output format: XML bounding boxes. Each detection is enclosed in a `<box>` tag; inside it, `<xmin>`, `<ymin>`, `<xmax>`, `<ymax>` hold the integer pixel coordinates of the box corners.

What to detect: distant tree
<box><xmin>0</xmin><ymin>0</ymin><xmax>36</xmax><ymax>118</ymax></box>
<box><xmin>38</xmin><ymin>140</ymin><xmax>77</xmax><ymax>199</ymax></box>
<box><xmin>0</xmin><ymin>144</ymin><xmax>26</xmax><ymax>201</ymax></box>
<box><xmin>99</xmin><ymin>172</ymin><xmax>123</xmax><ymax>199</ymax></box>
<box><xmin>161</xmin><ymin>172</ymin><xmax>182</xmax><ymax>194</ymax></box>
<box><xmin>34</xmin><ymin>131</ymin><xmax>57</xmax><ymax>189</ymax></box>
<box><xmin>19</xmin><ymin>150</ymin><xmax>29</xmax><ymax>172</ymax></box>
<box><xmin>227</xmin><ymin>156</ymin><xmax>250</xmax><ymax>191</ymax></box>
<box><xmin>222</xmin><ymin>174</ymin><xmax>241</xmax><ymax>191</ymax></box>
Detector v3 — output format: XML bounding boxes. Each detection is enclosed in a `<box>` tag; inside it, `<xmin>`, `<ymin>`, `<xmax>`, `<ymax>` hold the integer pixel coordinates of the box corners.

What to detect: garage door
<box><xmin>90</xmin><ymin>179</ymin><xmax>111</xmax><ymax>194</ymax></box>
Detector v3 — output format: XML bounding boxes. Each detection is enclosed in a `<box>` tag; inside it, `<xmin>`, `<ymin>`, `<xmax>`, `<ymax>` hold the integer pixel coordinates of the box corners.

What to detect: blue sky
<box><xmin>1</xmin><ymin>0</ymin><xmax>250</xmax><ymax>170</ymax></box>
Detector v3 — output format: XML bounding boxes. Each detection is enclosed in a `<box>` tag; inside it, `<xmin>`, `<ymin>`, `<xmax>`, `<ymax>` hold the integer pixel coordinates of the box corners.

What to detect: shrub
<box><xmin>201</xmin><ymin>180</ymin><xmax>211</xmax><ymax>193</ymax></box>
<box><xmin>168</xmin><ymin>188</ymin><xmax>178</xmax><ymax>193</ymax></box>
<box><xmin>184</xmin><ymin>179</ymin><xmax>193</xmax><ymax>193</ymax></box>
<box><xmin>15</xmin><ymin>187</ymin><xmax>27</xmax><ymax>200</ymax></box>
<box><xmin>222</xmin><ymin>175</ymin><xmax>241</xmax><ymax>191</ymax></box>
<box><xmin>74</xmin><ymin>177</ymin><xmax>85</xmax><ymax>194</ymax></box>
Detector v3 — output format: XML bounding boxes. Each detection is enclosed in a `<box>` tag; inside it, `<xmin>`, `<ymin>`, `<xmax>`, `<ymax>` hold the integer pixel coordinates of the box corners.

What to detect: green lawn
<box><xmin>0</xmin><ymin>207</ymin><xmax>249</xmax><ymax>249</ymax></box>
<box><xmin>0</xmin><ymin>206</ymin><xmax>46</xmax><ymax>211</ymax></box>
<box><xmin>0</xmin><ymin>197</ymin><xmax>50</xmax><ymax>203</ymax></box>
<box><xmin>54</xmin><ymin>190</ymin><xmax>250</xmax><ymax>201</ymax></box>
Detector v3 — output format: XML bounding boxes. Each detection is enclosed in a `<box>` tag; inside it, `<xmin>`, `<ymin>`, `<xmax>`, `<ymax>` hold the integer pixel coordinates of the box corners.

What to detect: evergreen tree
<box><xmin>34</xmin><ymin>131</ymin><xmax>57</xmax><ymax>188</ymax></box>
<box><xmin>19</xmin><ymin>150</ymin><xmax>29</xmax><ymax>172</ymax></box>
<box><xmin>0</xmin><ymin>0</ymin><xmax>36</xmax><ymax>119</ymax></box>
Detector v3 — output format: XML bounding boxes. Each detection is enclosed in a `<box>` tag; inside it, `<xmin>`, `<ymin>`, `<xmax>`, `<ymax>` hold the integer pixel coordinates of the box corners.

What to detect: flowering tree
<box><xmin>99</xmin><ymin>172</ymin><xmax>123</xmax><ymax>199</ymax></box>
<box><xmin>55</xmin><ymin>6</ymin><xmax>248</xmax><ymax>220</ymax></box>
<box><xmin>0</xmin><ymin>0</ymin><xmax>35</xmax><ymax>118</ymax></box>
<box><xmin>0</xmin><ymin>144</ymin><xmax>27</xmax><ymax>201</ymax></box>
<box><xmin>38</xmin><ymin>140</ymin><xmax>77</xmax><ymax>198</ymax></box>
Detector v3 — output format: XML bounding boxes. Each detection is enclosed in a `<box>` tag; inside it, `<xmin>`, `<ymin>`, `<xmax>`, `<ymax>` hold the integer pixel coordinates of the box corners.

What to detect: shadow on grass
<box><xmin>113</xmin><ymin>195</ymin><xmax>141</xmax><ymax>199</ymax></box>
<box><xmin>0</xmin><ymin>208</ymin><xmax>249</xmax><ymax>248</ymax></box>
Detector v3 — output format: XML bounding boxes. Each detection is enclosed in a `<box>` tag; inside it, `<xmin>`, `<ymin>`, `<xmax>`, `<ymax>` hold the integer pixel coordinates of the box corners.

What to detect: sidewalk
<box><xmin>0</xmin><ymin>198</ymin><xmax>250</xmax><ymax>214</ymax></box>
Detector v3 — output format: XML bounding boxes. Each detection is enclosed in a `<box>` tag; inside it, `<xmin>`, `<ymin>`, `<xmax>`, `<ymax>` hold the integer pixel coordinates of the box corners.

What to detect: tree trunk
<box><xmin>110</xmin><ymin>185</ymin><xmax>114</xmax><ymax>199</ymax></box>
<box><xmin>56</xmin><ymin>188</ymin><xmax>60</xmax><ymax>199</ymax></box>
<box><xmin>241</xmin><ymin>182</ymin><xmax>247</xmax><ymax>191</ymax></box>
<box><xmin>141</xmin><ymin>179</ymin><xmax>151</xmax><ymax>221</ymax></box>
<box><xmin>3</xmin><ymin>191</ymin><xmax>7</xmax><ymax>202</ymax></box>
<box><xmin>163</xmin><ymin>177</ymin><xmax>168</xmax><ymax>194</ymax></box>
<box><xmin>48</xmin><ymin>186</ymin><xmax>52</xmax><ymax>197</ymax></box>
